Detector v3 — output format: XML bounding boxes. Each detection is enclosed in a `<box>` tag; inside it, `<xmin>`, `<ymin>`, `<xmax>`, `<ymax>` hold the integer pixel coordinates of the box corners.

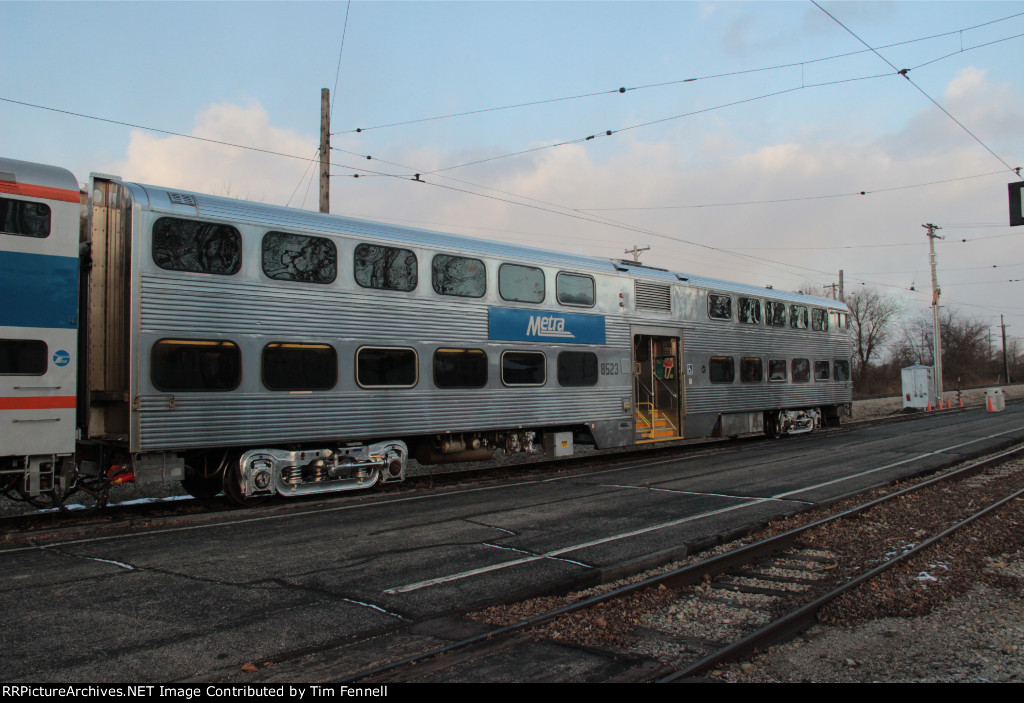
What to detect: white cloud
<box><xmin>109</xmin><ymin>101</ymin><xmax>316</xmax><ymax>206</ymax></box>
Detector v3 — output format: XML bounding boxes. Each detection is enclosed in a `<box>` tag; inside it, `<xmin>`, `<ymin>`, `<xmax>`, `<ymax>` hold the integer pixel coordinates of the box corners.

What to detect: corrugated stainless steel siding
<box><xmin>137</xmin><ymin>388</ymin><xmax>627</xmax><ymax>450</ymax></box>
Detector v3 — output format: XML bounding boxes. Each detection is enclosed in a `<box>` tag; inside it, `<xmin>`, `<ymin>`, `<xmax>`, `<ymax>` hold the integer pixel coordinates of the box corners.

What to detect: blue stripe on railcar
<box><xmin>0</xmin><ymin>251</ymin><xmax>78</xmax><ymax>329</ymax></box>
<box><xmin>488</xmin><ymin>307</ymin><xmax>606</xmax><ymax>345</ymax></box>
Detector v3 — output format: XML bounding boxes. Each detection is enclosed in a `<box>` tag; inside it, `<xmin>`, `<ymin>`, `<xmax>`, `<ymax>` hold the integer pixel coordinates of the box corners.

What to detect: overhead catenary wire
<box><xmin>332</xmin><ymin>11</ymin><xmax>1024</xmax><ymax>136</ymax></box>
<box><xmin>811</xmin><ymin>0</ymin><xmax>1018</xmax><ymax>175</ymax></box>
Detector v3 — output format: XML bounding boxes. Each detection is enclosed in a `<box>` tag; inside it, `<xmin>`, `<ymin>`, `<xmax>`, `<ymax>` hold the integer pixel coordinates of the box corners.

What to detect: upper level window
<box><xmin>499</xmin><ymin>263</ymin><xmax>544</xmax><ymax>303</ymax></box>
<box><xmin>262</xmin><ymin>343</ymin><xmax>337</xmax><ymax>391</ymax></box>
<box><xmin>556</xmin><ymin>272</ymin><xmax>595</xmax><ymax>307</ymax></box>
<box><xmin>812</xmin><ymin>308</ymin><xmax>829</xmax><ymax>331</ymax></box>
<box><xmin>0</xmin><ymin>197</ymin><xmax>50</xmax><ymax>238</ymax></box>
<box><xmin>433</xmin><ymin>348</ymin><xmax>488</xmax><ymax>388</ymax></box>
<box><xmin>766</xmin><ymin>301</ymin><xmax>787</xmax><ymax>327</ymax></box>
<box><xmin>151</xmin><ymin>339</ymin><xmax>241</xmax><ymax>391</ymax></box>
<box><xmin>356</xmin><ymin>347</ymin><xmax>417</xmax><ymax>388</ymax></box>
<box><xmin>557</xmin><ymin>351</ymin><xmax>598</xmax><ymax>386</ymax></box>
<box><xmin>738</xmin><ymin>298</ymin><xmax>762</xmax><ymax>324</ymax></box>
<box><xmin>708</xmin><ymin>294</ymin><xmax>732</xmax><ymax>320</ymax></box>
<box><xmin>790</xmin><ymin>305</ymin><xmax>809</xmax><ymax>330</ymax></box>
<box><xmin>153</xmin><ymin>217</ymin><xmax>241</xmax><ymax>275</ymax></box>
<box><xmin>0</xmin><ymin>339</ymin><xmax>47</xmax><ymax>375</ymax></box>
<box><xmin>354</xmin><ymin>243</ymin><xmax>418</xmax><ymax>291</ymax></box>
<box><xmin>432</xmin><ymin>254</ymin><xmax>486</xmax><ymax>298</ymax></box>
<box><xmin>262</xmin><ymin>231</ymin><xmax>336</xmax><ymax>284</ymax></box>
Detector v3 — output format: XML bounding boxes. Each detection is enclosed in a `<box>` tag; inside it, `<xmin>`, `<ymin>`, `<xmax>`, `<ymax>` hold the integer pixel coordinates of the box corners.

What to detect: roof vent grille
<box><xmin>635</xmin><ymin>281</ymin><xmax>672</xmax><ymax>312</ymax></box>
<box><xmin>169</xmin><ymin>192</ymin><xmax>197</xmax><ymax>207</ymax></box>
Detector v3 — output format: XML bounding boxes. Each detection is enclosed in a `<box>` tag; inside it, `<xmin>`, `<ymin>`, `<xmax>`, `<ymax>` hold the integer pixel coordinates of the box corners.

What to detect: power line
<box><xmin>811</xmin><ymin>0</ymin><xmax>1018</xmax><ymax>175</ymax></box>
<box><xmin>332</xmin><ymin>11</ymin><xmax>1024</xmax><ymax>136</ymax></box>
<box><xmin>329</xmin><ymin>1</ymin><xmax>353</xmax><ymax>121</ymax></box>
<box><xmin>577</xmin><ymin>170</ymin><xmax>1010</xmax><ymax>212</ymax></box>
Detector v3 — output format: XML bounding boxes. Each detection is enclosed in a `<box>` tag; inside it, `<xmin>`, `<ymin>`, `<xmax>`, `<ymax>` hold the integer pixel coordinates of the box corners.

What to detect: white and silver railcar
<box><xmin>0</xmin><ymin>156</ymin><xmax>851</xmax><ymax>504</ymax></box>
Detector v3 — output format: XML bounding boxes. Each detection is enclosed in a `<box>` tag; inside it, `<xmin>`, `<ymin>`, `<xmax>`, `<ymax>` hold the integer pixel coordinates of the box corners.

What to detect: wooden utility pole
<box><xmin>1002</xmin><ymin>314</ymin><xmax>1011</xmax><ymax>384</ymax></box>
<box><xmin>320</xmin><ymin>88</ymin><xmax>330</xmax><ymax>214</ymax></box>
<box><xmin>924</xmin><ymin>223</ymin><xmax>943</xmax><ymax>399</ymax></box>
<box><xmin>624</xmin><ymin>245</ymin><xmax>650</xmax><ymax>262</ymax></box>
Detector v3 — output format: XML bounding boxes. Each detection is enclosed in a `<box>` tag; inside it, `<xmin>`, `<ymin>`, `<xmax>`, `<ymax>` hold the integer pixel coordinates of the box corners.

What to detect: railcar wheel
<box><xmin>222</xmin><ymin>461</ymin><xmax>268</xmax><ymax>507</ymax></box>
<box><xmin>180</xmin><ymin>465</ymin><xmax>222</xmax><ymax>499</ymax></box>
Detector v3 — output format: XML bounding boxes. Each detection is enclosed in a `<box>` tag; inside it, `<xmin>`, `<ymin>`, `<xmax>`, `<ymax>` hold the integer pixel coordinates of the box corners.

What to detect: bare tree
<box><xmin>846</xmin><ymin>288</ymin><xmax>902</xmax><ymax>386</ymax></box>
<box><xmin>892</xmin><ymin>310</ymin><xmax>993</xmax><ymax>387</ymax></box>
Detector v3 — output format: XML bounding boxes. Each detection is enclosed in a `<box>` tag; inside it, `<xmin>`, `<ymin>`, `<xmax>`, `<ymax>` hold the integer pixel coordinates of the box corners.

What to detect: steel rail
<box><xmin>338</xmin><ymin>443</ymin><xmax>1024</xmax><ymax>683</ymax></box>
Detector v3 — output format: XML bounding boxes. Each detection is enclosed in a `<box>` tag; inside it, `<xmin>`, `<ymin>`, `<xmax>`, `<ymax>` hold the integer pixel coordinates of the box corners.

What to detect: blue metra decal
<box><xmin>488</xmin><ymin>307</ymin><xmax>606</xmax><ymax>345</ymax></box>
<box><xmin>53</xmin><ymin>350</ymin><xmax>71</xmax><ymax>367</ymax></box>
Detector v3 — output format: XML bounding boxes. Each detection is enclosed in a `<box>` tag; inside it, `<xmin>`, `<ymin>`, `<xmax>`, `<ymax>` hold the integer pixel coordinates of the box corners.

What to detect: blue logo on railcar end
<box><xmin>488</xmin><ymin>307</ymin><xmax>606</xmax><ymax>345</ymax></box>
<box><xmin>53</xmin><ymin>350</ymin><xmax>71</xmax><ymax>367</ymax></box>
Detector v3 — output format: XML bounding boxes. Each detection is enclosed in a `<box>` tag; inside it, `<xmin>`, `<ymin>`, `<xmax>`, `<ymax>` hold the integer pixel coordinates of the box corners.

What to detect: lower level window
<box><xmin>262</xmin><ymin>343</ymin><xmax>337</xmax><ymax>391</ymax></box>
<box><xmin>768</xmin><ymin>359</ymin><xmax>787</xmax><ymax>382</ymax></box>
<box><xmin>152</xmin><ymin>339</ymin><xmax>240</xmax><ymax>391</ymax></box>
<box><xmin>502</xmin><ymin>351</ymin><xmax>546</xmax><ymax>386</ymax></box>
<box><xmin>814</xmin><ymin>360</ymin><xmax>830</xmax><ymax>381</ymax></box>
<box><xmin>356</xmin><ymin>347</ymin><xmax>417</xmax><ymax>388</ymax></box>
<box><xmin>834</xmin><ymin>359</ymin><xmax>851</xmax><ymax>381</ymax></box>
<box><xmin>0</xmin><ymin>339</ymin><xmax>47</xmax><ymax>375</ymax></box>
<box><xmin>434</xmin><ymin>348</ymin><xmax>488</xmax><ymax>388</ymax></box>
<box><xmin>709</xmin><ymin>356</ymin><xmax>735</xmax><ymax>383</ymax></box>
<box><xmin>740</xmin><ymin>357</ymin><xmax>763</xmax><ymax>383</ymax></box>
<box><xmin>557</xmin><ymin>351</ymin><xmax>598</xmax><ymax>386</ymax></box>
<box><xmin>792</xmin><ymin>358</ymin><xmax>810</xmax><ymax>382</ymax></box>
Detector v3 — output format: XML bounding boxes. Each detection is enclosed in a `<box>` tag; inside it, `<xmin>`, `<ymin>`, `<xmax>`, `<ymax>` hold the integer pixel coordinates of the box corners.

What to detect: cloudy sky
<box><xmin>3</xmin><ymin>1</ymin><xmax>1022</xmax><ymax>350</ymax></box>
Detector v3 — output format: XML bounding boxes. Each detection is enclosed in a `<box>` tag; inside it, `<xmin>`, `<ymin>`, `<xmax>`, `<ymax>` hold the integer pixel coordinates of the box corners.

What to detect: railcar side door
<box><xmin>632</xmin><ymin>329</ymin><xmax>683</xmax><ymax>442</ymax></box>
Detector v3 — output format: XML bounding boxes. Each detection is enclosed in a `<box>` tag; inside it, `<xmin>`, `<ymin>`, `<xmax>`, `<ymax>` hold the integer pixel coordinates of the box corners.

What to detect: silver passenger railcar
<box><xmin>0</xmin><ymin>156</ymin><xmax>852</xmax><ymax>505</ymax></box>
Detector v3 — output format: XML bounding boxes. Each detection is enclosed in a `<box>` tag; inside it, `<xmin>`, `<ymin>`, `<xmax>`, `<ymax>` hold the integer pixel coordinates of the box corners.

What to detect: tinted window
<box><xmin>152</xmin><ymin>217</ymin><xmax>241</xmax><ymax>275</ymax></box>
<box><xmin>0</xmin><ymin>339</ymin><xmax>47</xmax><ymax>375</ymax></box>
<box><xmin>432</xmin><ymin>255</ymin><xmax>486</xmax><ymax>297</ymax></box>
<box><xmin>434</xmin><ymin>349</ymin><xmax>487</xmax><ymax>388</ymax></box>
<box><xmin>262</xmin><ymin>231</ymin><xmax>336</xmax><ymax>284</ymax></box>
<box><xmin>262</xmin><ymin>343</ymin><xmax>337</xmax><ymax>391</ymax></box>
<box><xmin>790</xmin><ymin>305</ymin><xmax>809</xmax><ymax>329</ymax></box>
<box><xmin>812</xmin><ymin>308</ymin><xmax>829</xmax><ymax>331</ymax></box>
<box><xmin>709</xmin><ymin>294</ymin><xmax>732</xmax><ymax>320</ymax></box>
<box><xmin>834</xmin><ymin>360</ymin><xmax>851</xmax><ymax>381</ymax></box>
<box><xmin>502</xmin><ymin>351</ymin><xmax>546</xmax><ymax>386</ymax></box>
<box><xmin>738</xmin><ymin>298</ymin><xmax>762</xmax><ymax>324</ymax></box>
<box><xmin>768</xmin><ymin>359</ymin><xmax>787</xmax><ymax>381</ymax></box>
<box><xmin>557</xmin><ymin>351</ymin><xmax>598</xmax><ymax>386</ymax></box>
<box><xmin>709</xmin><ymin>356</ymin><xmax>735</xmax><ymax>383</ymax></box>
<box><xmin>354</xmin><ymin>243</ymin><xmax>418</xmax><ymax>291</ymax></box>
<box><xmin>499</xmin><ymin>264</ymin><xmax>544</xmax><ymax>303</ymax></box>
<box><xmin>792</xmin><ymin>358</ymin><xmax>810</xmax><ymax>382</ymax></box>
<box><xmin>740</xmin><ymin>357</ymin><xmax>762</xmax><ymax>383</ymax></box>
<box><xmin>0</xmin><ymin>197</ymin><xmax>50</xmax><ymax>238</ymax></box>
<box><xmin>151</xmin><ymin>340</ymin><xmax>240</xmax><ymax>391</ymax></box>
<box><xmin>814</xmin><ymin>360</ymin><xmax>830</xmax><ymax>381</ymax></box>
<box><xmin>766</xmin><ymin>301</ymin><xmax>787</xmax><ymax>327</ymax></box>
<box><xmin>556</xmin><ymin>272</ymin><xmax>595</xmax><ymax>307</ymax></box>
<box><xmin>356</xmin><ymin>347</ymin><xmax>417</xmax><ymax>388</ymax></box>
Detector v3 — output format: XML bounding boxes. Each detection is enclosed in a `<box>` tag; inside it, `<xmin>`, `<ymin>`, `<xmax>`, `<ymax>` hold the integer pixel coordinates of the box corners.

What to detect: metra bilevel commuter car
<box><xmin>0</xmin><ymin>156</ymin><xmax>852</xmax><ymax>506</ymax></box>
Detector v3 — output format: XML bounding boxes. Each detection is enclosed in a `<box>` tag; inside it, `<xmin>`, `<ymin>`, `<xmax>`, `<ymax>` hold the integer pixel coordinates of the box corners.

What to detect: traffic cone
<box><xmin>927</xmin><ymin>400</ymin><xmax>932</xmax><ymax>411</ymax></box>
<box><xmin>987</xmin><ymin>395</ymin><xmax>994</xmax><ymax>412</ymax></box>
<box><xmin>958</xmin><ymin>396</ymin><xmax>963</xmax><ymax>408</ymax></box>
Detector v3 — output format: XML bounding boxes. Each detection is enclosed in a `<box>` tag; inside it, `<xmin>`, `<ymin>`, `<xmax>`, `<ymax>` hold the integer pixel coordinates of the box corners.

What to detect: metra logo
<box><xmin>526</xmin><ymin>315</ymin><xmax>575</xmax><ymax>338</ymax></box>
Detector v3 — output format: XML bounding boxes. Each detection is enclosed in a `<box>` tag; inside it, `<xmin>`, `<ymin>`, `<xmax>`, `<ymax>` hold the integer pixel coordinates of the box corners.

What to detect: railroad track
<box><xmin>329</xmin><ymin>444</ymin><xmax>1024</xmax><ymax>683</ymax></box>
<box><xmin>2</xmin><ymin>393</ymin><xmax>1004</xmax><ymax>533</ymax></box>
